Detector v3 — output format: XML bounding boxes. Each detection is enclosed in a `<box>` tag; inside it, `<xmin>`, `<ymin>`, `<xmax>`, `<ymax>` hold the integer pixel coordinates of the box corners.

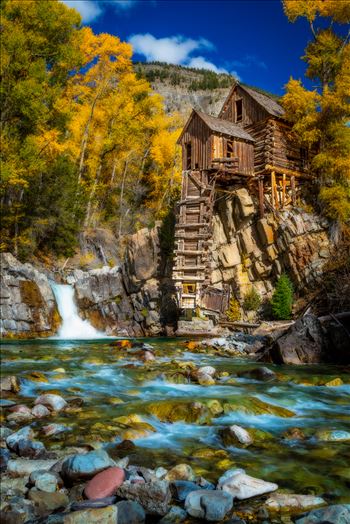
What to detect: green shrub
<box><xmin>271</xmin><ymin>274</ymin><xmax>294</xmax><ymax>320</ymax></box>
<box><xmin>243</xmin><ymin>288</ymin><xmax>261</xmax><ymax>311</ymax></box>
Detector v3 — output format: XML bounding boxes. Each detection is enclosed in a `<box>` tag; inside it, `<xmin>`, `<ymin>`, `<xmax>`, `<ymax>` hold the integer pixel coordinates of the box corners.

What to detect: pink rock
<box><xmin>84</xmin><ymin>467</ymin><xmax>125</xmax><ymax>500</ymax></box>
<box><xmin>8</xmin><ymin>405</ymin><xmax>31</xmax><ymax>414</ymax></box>
<box><xmin>32</xmin><ymin>404</ymin><xmax>51</xmax><ymax>418</ymax></box>
<box><xmin>142</xmin><ymin>351</ymin><xmax>155</xmax><ymax>362</ymax></box>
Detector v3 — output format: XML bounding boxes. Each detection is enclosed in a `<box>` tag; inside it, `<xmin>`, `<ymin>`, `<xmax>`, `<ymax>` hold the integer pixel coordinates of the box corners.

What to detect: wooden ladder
<box><xmin>173</xmin><ymin>169</ymin><xmax>217</xmax><ymax>309</ymax></box>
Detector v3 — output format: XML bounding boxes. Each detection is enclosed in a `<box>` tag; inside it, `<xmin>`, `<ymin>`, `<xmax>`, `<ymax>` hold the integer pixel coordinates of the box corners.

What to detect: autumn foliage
<box><xmin>0</xmin><ymin>0</ymin><xmax>181</xmax><ymax>259</ymax></box>
<box><xmin>282</xmin><ymin>0</ymin><xmax>350</xmax><ymax>225</ymax></box>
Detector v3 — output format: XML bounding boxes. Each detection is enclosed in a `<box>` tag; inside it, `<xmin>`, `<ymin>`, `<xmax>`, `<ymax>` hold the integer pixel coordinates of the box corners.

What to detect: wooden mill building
<box><xmin>173</xmin><ymin>82</ymin><xmax>312</xmax><ymax>313</ymax></box>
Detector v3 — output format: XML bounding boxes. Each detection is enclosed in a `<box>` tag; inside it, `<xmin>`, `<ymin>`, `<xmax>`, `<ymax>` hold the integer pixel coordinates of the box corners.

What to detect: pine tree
<box><xmin>271</xmin><ymin>274</ymin><xmax>294</xmax><ymax>320</ymax></box>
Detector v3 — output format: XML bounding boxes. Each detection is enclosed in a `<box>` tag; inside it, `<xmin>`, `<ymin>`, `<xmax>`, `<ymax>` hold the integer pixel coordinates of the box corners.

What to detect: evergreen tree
<box><xmin>271</xmin><ymin>274</ymin><xmax>294</xmax><ymax>320</ymax></box>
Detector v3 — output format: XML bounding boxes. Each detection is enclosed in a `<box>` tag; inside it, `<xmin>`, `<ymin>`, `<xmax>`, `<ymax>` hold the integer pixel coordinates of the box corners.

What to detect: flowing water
<box><xmin>1</xmin><ymin>338</ymin><xmax>350</xmax><ymax>505</ymax></box>
<box><xmin>50</xmin><ymin>283</ymin><xmax>103</xmax><ymax>339</ymax></box>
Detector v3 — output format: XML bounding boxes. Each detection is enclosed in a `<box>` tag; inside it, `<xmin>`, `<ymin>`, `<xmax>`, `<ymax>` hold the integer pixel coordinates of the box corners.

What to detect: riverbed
<box><xmin>1</xmin><ymin>338</ymin><xmax>350</xmax><ymax>507</ymax></box>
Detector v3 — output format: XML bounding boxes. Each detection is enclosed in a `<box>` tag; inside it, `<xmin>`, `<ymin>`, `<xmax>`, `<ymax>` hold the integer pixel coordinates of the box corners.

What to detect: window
<box><xmin>183</xmin><ymin>283</ymin><xmax>196</xmax><ymax>294</ymax></box>
<box><xmin>300</xmin><ymin>147</ymin><xmax>309</xmax><ymax>169</ymax></box>
<box><xmin>185</xmin><ymin>142</ymin><xmax>192</xmax><ymax>169</ymax></box>
<box><xmin>227</xmin><ymin>139</ymin><xmax>234</xmax><ymax>158</ymax></box>
<box><xmin>235</xmin><ymin>99</ymin><xmax>243</xmax><ymax>122</ymax></box>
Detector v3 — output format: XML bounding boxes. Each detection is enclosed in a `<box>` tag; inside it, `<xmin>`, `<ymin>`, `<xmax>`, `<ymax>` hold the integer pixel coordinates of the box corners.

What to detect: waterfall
<box><xmin>51</xmin><ymin>283</ymin><xmax>103</xmax><ymax>339</ymax></box>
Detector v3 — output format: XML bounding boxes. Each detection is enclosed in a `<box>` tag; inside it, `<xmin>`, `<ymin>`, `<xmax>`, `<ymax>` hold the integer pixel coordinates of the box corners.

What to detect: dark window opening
<box><xmin>300</xmin><ymin>147</ymin><xmax>309</xmax><ymax>169</ymax></box>
<box><xmin>235</xmin><ymin>99</ymin><xmax>243</xmax><ymax>122</ymax></box>
<box><xmin>227</xmin><ymin>139</ymin><xmax>234</xmax><ymax>158</ymax></box>
<box><xmin>185</xmin><ymin>143</ymin><xmax>192</xmax><ymax>170</ymax></box>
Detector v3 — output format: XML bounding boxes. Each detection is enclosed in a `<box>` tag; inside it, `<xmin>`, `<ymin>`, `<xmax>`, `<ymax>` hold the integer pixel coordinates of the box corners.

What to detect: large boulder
<box><xmin>61</xmin><ymin>450</ymin><xmax>115</xmax><ymax>483</ymax></box>
<box><xmin>269</xmin><ymin>315</ymin><xmax>326</xmax><ymax>365</ymax></box>
<box><xmin>124</xmin><ymin>226</ymin><xmax>160</xmax><ymax>292</ymax></box>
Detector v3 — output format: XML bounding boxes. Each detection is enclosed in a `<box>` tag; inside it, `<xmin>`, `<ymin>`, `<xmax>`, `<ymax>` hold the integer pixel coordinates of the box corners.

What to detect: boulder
<box><xmin>218</xmin><ymin>468</ymin><xmax>278</xmax><ymax>500</ymax></box>
<box><xmin>270</xmin><ymin>315</ymin><xmax>326</xmax><ymax>365</ymax></box>
<box><xmin>84</xmin><ymin>467</ymin><xmax>125</xmax><ymax>500</ymax></box>
<box><xmin>256</xmin><ymin>218</ymin><xmax>275</xmax><ymax>245</ymax></box>
<box><xmin>295</xmin><ymin>504</ymin><xmax>350</xmax><ymax>524</ymax></box>
<box><xmin>34</xmin><ymin>394</ymin><xmax>67</xmax><ymax>412</ymax></box>
<box><xmin>185</xmin><ymin>489</ymin><xmax>233</xmax><ymax>521</ymax></box>
<box><xmin>62</xmin><ymin>450</ymin><xmax>115</xmax><ymax>483</ymax></box>
<box><xmin>116</xmin><ymin>479</ymin><xmax>171</xmax><ymax>516</ymax></box>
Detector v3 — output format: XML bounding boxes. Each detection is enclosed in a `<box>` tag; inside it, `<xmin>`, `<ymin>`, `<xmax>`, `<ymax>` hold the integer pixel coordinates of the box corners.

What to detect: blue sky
<box><xmin>62</xmin><ymin>0</ymin><xmax>313</xmax><ymax>95</ymax></box>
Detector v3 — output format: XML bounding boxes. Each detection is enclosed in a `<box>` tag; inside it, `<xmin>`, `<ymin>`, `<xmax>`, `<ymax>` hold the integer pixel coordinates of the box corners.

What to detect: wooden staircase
<box><xmin>173</xmin><ymin>169</ymin><xmax>217</xmax><ymax>309</ymax></box>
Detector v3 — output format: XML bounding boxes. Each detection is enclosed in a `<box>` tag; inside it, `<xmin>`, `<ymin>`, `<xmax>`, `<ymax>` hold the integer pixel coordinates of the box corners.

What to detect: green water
<box><xmin>1</xmin><ymin>338</ymin><xmax>350</xmax><ymax>504</ymax></box>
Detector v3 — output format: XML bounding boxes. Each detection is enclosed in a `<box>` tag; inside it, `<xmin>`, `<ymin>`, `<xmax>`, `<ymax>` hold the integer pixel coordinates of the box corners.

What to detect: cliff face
<box><xmin>210</xmin><ymin>189</ymin><xmax>331</xmax><ymax>314</ymax></box>
<box><xmin>0</xmin><ymin>196</ymin><xmax>332</xmax><ymax>338</ymax></box>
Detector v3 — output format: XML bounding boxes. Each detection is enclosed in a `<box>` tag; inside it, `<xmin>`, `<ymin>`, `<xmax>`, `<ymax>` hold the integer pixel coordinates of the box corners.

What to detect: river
<box><xmin>1</xmin><ymin>337</ymin><xmax>349</xmax><ymax>506</ymax></box>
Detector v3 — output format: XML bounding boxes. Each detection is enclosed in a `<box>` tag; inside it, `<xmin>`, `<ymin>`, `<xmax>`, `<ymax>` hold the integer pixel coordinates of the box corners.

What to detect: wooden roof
<box><xmin>177</xmin><ymin>109</ymin><xmax>255</xmax><ymax>144</ymax></box>
<box><xmin>219</xmin><ymin>82</ymin><xmax>285</xmax><ymax>119</ymax></box>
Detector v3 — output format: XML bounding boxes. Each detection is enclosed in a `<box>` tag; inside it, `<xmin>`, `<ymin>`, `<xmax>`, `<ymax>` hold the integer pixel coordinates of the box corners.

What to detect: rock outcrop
<box><xmin>0</xmin><ymin>253</ymin><xmax>59</xmax><ymax>338</ymax></box>
<box><xmin>210</xmin><ymin>188</ymin><xmax>331</xmax><ymax>313</ymax></box>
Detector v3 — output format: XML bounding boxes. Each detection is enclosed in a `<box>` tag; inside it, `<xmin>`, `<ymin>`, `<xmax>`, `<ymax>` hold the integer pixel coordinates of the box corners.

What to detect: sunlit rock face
<box><xmin>0</xmin><ymin>253</ymin><xmax>59</xmax><ymax>338</ymax></box>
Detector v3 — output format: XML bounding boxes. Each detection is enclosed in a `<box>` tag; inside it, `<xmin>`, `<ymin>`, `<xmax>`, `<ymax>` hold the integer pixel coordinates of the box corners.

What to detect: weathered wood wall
<box><xmin>219</xmin><ymin>85</ymin><xmax>269</xmax><ymax>126</ymax></box>
<box><xmin>179</xmin><ymin>113</ymin><xmax>212</xmax><ymax>170</ymax></box>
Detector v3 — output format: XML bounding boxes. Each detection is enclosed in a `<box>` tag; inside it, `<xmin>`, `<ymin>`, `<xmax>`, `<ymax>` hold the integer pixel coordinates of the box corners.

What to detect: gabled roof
<box><xmin>219</xmin><ymin>82</ymin><xmax>285</xmax><ymax>119</ymax></box>
<box><xmin>177</xmin><ymin>109</ymin><xmax>255</xmax><ymax>144</ymax></box>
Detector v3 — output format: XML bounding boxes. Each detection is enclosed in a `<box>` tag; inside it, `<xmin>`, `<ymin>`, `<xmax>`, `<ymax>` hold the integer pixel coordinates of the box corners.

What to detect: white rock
<box><xmin>198</xmin><ymin>366</ymin><xmax>216</xmax><ymax>377</ymax></box>
<box><xmin>229</xmin><ymin>425</ymin><xmax>253</xmax><ymax>446</ymax></box>
<box><xmin>265</xmin><ymin>493</ymin><xmax>326</xmax><ymax>511</ymax></box>
<box><xmin>32</xmin><ymin>404</ymin><xmax>51</xmax><ymax>418</ymax></box>
<box><xmin>7</xmin><ymin>459</ymin><xmax>58</xmax><ymax>477</ymax></box>
<box><xmin>6</xmin><ymin>426</ymin><xmax>35</xmax><ymax>451</ymax></box>
<box><xmin>218</xmin><ymin>468</ymin><xmax>278</xmax><ymax>500</ymax></box>
<box><xmin>34</xmin><ymin>394</ymin><xmax>67</xmax><ymax>411</ymax></box>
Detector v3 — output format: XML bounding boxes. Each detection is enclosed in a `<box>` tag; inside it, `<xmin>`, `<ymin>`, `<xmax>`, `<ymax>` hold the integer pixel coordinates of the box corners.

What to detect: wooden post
<box><xmin>258</xmin><ymin>177</ymin><xmax>264</xmax><ymax>218</ymax></box>
<box><xmin>282</xmin><ymin>173</ymin><xmax>286</xmax><ymax>208</ymax></box>
<box><xmin>291</xmin><ymin>175</ymin><xmax>296</xmax><ymax>205</ymax></box>
<box><xmin>271</xmin><ymin>170</ymin><xmax>277</xmax><ymax>209</ymax></box>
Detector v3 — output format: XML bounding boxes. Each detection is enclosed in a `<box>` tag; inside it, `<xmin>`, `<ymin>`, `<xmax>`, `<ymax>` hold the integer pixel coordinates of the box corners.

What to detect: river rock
<box><xmin>115</xmin><ymin>500</ymin><xmax>146</xmax><ymax>524</ymax></box>
<box><xmin>70</xmin><ymin>497</ymin><xmax>117</xmax><ymax>511</ymax></box>
<box><xmin>1</xmin><ymin>426</ymin><xmax>13</xmax><ymax>441</ymax></box>
<box><xmin>116</xmin><ymin>479</ymin><xmax>171</xmax><ymax>516</ymax></box>
<box><xmin>0</xmin><ymin>498</ymin><xmax>35</xmax><ymax>524</ymax></box>
<box><xmin>34</xmin><ymin>471</ymin><xmax>61</xmax><ymax>493</ymax></box>
<box><xmin>7</xmin><ymin>459</ymin><xmax>58</xmax><ymax>477</ymax></box>
<box><xmin>64</xmin><ymin>505</ymin><xmax>118</xmax><ymax>524</ymax></box>
<box><xmin>238</xmin><ymin>367</ymin><xmax>276</xmax><ymax>382</ymax></box>
<box><xmin>185</xmin><ymin>489</ymin><xmax>233</xmax><ymax>521</ymax></box>
<box><xmin>0</xmin><ymin>399</ymin><xmax>16</xmax><ymax>407</ymax></box>
<box><xmin>84</xmin><ymin>467</ymin><xmax>125</xmax><ymax>499</ymax></box>
<box><xmin>295</xmin><ymin>504</ymin><xmax>350</xmax><ymax>524</ymax></box>
<box><xmin>0</xmin><ymin>448</ymin><xmax>11</xmax><ymax>472</ymax></box>
<box><xmin>165</xmin><ymin>464</ymin><xmax>195</xmax><ymax>482</ymax></box>
<box><xmin>28</xmin><ymin>489</ymin><xmax>69</xmax><ymax>517</ymax></box>
<box><xmin>32</xmin><ymin>403</ymin><xmax>51</xmax><ymax>418</ymax></box>
<box><xmin>34</xmin><ymin>394</ymin><xmax>67</xmax><ymax>412</ymax></box>
<box><xmin>226</xmin><ymin>425</ymin><xmax>253</xmax><ymax>447</ymax></box>
<box><xmin>6</xmin><ymin>425</ymin><xmax>35</xmax><ymax>451</ymax></box>
<box><xmin>265</xmin><ymin>493</ymin><xmax>326</xmax><ymax>511</ymax></box>
<box><xmin>16</xmin><ymin>439</ymin><xmax>47</xmax><ymax>458</ymax></box>
<box><xmin>62</xmin><ymin>449</ymin><xmax>115</xmax><ymax>482</ymax></box>
<box><xmin>42</xmin><ymin>423</ymin><xmax>69</xmax><ymax>437</ymax></box>
<box><xmin>198</xmin><ymin>373</ymin><xmax>216</xmax><ymax>386</ymax></box>
<box><xmin>198</xmin><ymin>366</ymin><xmax>216</xmax><ymax>377</ymax></box>
<box><xmin>0</xmin><ymin>375</ymin><xmax>20</xmax><ymax>393</ymax></box>
<box><xmin>218</xmin><ymin>468</ymin><xmax>278</xmax><ymax>500</ymax></box>
<box><xmin>159</xmin><ymin>505</ymin><xmax>187</xmax><ymax>523</ymax></box>
<box><xmin>315</xmin><ymin>430</ymin><xmax>350</xmax><ymax>442</ymax></box>
<box><xmin>171</xmin><ymin>481</ymin><xmax>201</xmax><ymax>501</ymax></box>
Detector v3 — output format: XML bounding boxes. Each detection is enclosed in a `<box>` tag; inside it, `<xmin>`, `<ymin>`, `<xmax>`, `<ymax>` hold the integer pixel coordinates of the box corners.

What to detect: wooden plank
<box><xmin>282</xmin><ymin>173</ymin><xmax>286</xmax><ymax>208</ymax></box>
<box><xmin>258</xmin><ymin>176</ymin><xmax>264</xmax><ymax>218</ymax></box>
<box><xmin>291</xmin><ymin>175</ymin><xmax>296</xmax><ymax>205</ymax></box>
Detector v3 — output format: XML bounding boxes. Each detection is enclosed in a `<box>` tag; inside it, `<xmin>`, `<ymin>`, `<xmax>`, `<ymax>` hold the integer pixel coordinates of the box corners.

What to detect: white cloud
<box><xmin>187</xmin><ymin>56</ymin><xmax>228</xmax><ymax>74</ymax></box>
<box><xmin>62</xmin><ymin>1</ymin><xmax>102</xmax><ymax>22</ymax></box>
<box><xmin>128</xmin><ymin>33</ymin><xmax>214</xmax><ymax>65</ymax></box>
<box><xmin>61</xmin><ymin>0</ymin><xmax>138</xmax><ymax>23</ymax></box>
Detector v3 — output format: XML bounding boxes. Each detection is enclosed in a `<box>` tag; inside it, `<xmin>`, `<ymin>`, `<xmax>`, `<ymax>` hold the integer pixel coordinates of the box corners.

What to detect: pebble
<box><xmin>42</xmin><ymin>423</ymin><xmax>70</xmax><ymax>437</ymax></box>
<box><xmin>228</xmin><ymin>425</ymin><xmax>253</xmax><ymax>446</ymax></box>
<box><xmin>35</xmin><ymin>471</ymin><xmax>61</xmax><ymax>493</ymax></box>
<box><xmin>84</xmin><ymin>467</ymin><xmax>125</xmax><ymax>499</ymax></box>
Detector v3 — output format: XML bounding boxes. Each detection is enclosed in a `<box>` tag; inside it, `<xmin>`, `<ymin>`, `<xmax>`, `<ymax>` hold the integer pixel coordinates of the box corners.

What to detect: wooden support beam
<box><xmin>282</xmin><ymin>173</ymin><xmax>286</xmax><ymax>208</ymax></box>
<box><xmin>291</xmin><ymin>175</ymin><xmax>296</xmax><ymax>205</ymax></box>
<box><xmin>258</xmin><ymin>177</ymin><xmax>264</xmax><ymax>218</ymax></box>
<box><xmin>271</xmin><ymin>170</ymin><xmax>275</xmax><ymax>209</ymax></box>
